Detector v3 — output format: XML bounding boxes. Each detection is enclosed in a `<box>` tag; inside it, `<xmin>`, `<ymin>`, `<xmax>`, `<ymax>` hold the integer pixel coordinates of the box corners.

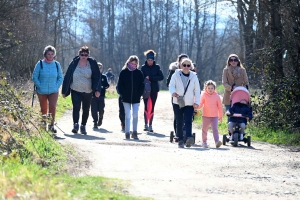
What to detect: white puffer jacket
<box><xmin>169</xmin><ymin>69</ymin><xmax>200</xmax><ymax>106</ymax></box>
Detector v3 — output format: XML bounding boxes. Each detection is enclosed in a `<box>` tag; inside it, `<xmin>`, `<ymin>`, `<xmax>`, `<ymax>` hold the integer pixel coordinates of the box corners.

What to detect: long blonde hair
<box><xmin>122</xmin><ymin>55</ymin><xmax>139</xmax><ymax>70</ymax></box>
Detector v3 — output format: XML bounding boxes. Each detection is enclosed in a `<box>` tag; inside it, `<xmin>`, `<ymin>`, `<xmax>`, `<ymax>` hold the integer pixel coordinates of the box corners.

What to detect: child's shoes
<box><xmin>215</xmin><ymin>141</ymin><xmax>222</xmax><ymax>148</ymax></box>
<box><xmin>202</xmin><ymin>142</ymin><xmax>208</xmax><ymax>148</ymax></box>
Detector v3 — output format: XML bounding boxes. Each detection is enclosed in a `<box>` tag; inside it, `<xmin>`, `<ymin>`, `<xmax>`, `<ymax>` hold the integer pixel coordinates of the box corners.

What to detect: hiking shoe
<box><xmin>185</xmin><ymin>137</ymin><xmax>195</xmax><ymax>148</ymax></box>
<box><xmin>125</xmin><ymin>132</ymin><xmax>130</xmax><ymax>139</ymax></box>
<box><xmin>240</xmin><ymin>134</ymin><xmax>244</xmax><ymax>141</ymax></box>
<box><xmin>178</xmin><ymin>140</ymin><xmax>184</xmax><ymax>148</ymax></box>
<box><xmin>148</xmin><ymin>125</ymin><xmax>153</xmax><ymax>132</ymax></box>
<box><xmin>132</xmin><ymin>131</ymin><xmax>139</xmax><ymax>140</ymax></box>
<box><xmin>93</xmin><ymin>123</ymin><xmax>98</xmax><ymax>129</ymax></box>
<box><xmin>216</xmin><ymin>141</ymin><xmax>222</xmax><ymax>148</ymax></box>
<box><xmin>97</xmin><ymin>118</ymin><xmax>102</xmax><ymax>127</ymax></box>
<box><xmin>80</xmin><ymin>125</ymin><xmax>87</xmax><ymax>135</ymax></box>
<box><xmin>144</xmin><ymin>124</ymin><xmax>149</xmax><ymax>131</ymax></box>
<box><xmin>72</xmin><ymin>123</ymin><xmax>79</xmax><ymax>133</ymax></box>
<box><xmin>202</xmin><ymin>142</ymin><xmax>208</xmax><ymax>148</ymax></box>
<box><xmin>48</xmin><ymin>125</ymin><xmax>57</xmax><ymax>133</ymax></box>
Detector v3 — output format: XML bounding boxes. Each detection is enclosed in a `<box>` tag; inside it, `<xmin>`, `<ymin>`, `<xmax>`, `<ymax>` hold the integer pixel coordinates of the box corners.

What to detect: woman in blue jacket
<box><xmin>117</xmin><ymin>55</ymin><xmax>144</xmax><ymax>139</ymax></box>
<box><xmin>61</xmin><ymin>46</ymin><xmax>101</xmax><ymax>135</ymax></box>
<box><xmin>32</xmin><ymin>45</ymin><xmax>63</xmax><ymax>133</ymax></box>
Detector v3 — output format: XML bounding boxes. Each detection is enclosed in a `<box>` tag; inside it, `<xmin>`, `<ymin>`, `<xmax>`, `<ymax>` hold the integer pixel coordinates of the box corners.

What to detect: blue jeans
<box><xmin>173</xmin><ymin>104</ymin><xmax>194</xmax><ymax>141</ymax></box>
<box><xmin>123</xmin><ymin>102</ymin><xmax>140</xmax><ymax>133</ymax></box>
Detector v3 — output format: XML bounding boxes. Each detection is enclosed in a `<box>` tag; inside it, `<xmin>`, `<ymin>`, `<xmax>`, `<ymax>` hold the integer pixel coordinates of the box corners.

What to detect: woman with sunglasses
<box><xmin>222</xmin><ymin>54</ymin><xmax>249</xmax><ymax>113</ymax></box>
<box><xmin>61</xmin><ymin>46</ymin><xmax>101</xmax><ymax>135</ymax></box>
<box><xmin>169</xmin><ymin>58</ymin><xmax>200</xmax><ymax>148</ymax></box>
<box><xmin>117</xmin><ymin>55</ymin><xmax>144</xmax><ymax>140</ymax></box>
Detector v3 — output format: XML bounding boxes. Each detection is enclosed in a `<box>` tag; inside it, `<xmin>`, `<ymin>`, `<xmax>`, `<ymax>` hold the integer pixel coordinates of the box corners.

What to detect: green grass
<box><xmin>0</xmin><ymin>94</ymin><xmax>147</xmax><ymax>199</ymax></box>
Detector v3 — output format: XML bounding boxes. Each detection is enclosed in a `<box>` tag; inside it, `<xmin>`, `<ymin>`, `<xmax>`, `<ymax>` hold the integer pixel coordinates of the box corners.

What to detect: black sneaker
<box><xmin>97</xmin><ymin>118</ymin><xmax>102</xmax><ymax>127</ymax></box>
<box><xmin>148</xmin><ymin>125</ymin><xmax>153</xmax><ymax>132</ymax></box>
<box><xmin>72</xmin><ymin>123</ymin><xmax>79</xmax><ymax>133</ymax></box>
<box><xmin>80</xmin><ymin>125</ymin><xmax>87</xmax><ymax>135</ymax></box>
<box><xmin>125</xmin><ymin>133</ymin><xmax>130</xmax><ymax>139</ymax></box>
<box><xmin>185</xmin><ymin>137</ymin><xmax>195</xmax><ymax>148</ymax></box>
<box><xmin>132</xmin><ymin>131</ymin><xmax>139</xmax><ymax>140</ymax></box>
<box><xmin>144</xmin><ymin>124</ymin><xmax>149</xmax><ymax>131</ymax></box>
<box><xmin>178</xmin><ymin>140</ymin><xmax>184</xmax><ymax>148</ymax></box>
<box><xmin>93</xmin><ymin>123</ymin><xmax>98</xmax><ymax>129</ymax></box>
<box><xmin>48</xmin><ymin>125</ymin><xmax>57</xmax><ymax>133</ymax></box>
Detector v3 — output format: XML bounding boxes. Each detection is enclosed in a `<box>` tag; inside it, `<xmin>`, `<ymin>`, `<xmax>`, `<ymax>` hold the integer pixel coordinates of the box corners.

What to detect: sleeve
<box><xmin>56</xmin><ymin>62</ymin><xmax>64</xmax><ymax>90</ymax></box>
<box><xmin>166</xmin><ymin>70</ymin><xmax>175</xmax><ymax>87</ymax></box>
<box><xmin>117</xmin><ymin>71</ymin><xmax>125</xmax><ymax>96</ymax></box>
<box><xmin>139</xmin><ymin>71</ymin><xmax>145</xmax><ymax>96</ymax></box>
<box><xmin>222</xmin><ymin>68</ymin><xmax>232</xmax><ymax>92</ymax></box>
<box><xmin>194</xmin><ymin>77</ymin><xmax>200</xmax><ymax>105</ymax></box>
<box><xmin>243</xmin><ymin>68</ymin><xmax>249</xmax><ymax>86</ymax></box>
<box><xmin>247</xmin><ymin>107</ymin><xmax>253</xmax><ymax>120</ymax></box>
<box><xmin>168</xmin><ymin>73</ymin><xmax>176</xmax><ymax>95</ymax></box>
<box><xmin>198</xmin><ymin>93</ymin><xmax>205</xmax><ymax>109</ymax></box>
<box><xmin>91</xmin><ymin>60</ymin><xmax>101</xmax><ymax>92</ymax></box>
<box><xmin>217</xmin><ymin>95</ymin><xmax>223</xmax><ymax>118</ymax></box>
<box><xmin>32</xmin><ymin>61</ymin><xmax>41</xmax><ymax>88</ymax></box>
<box><xmin>103</xmin><ymin>75</ymin><xmax>110</xmax><ymax>89</ymax></box>
<box><xmin>150</xmin><ymin>65</ymin><xmax>164</xmax><ymax>81</ymax></box>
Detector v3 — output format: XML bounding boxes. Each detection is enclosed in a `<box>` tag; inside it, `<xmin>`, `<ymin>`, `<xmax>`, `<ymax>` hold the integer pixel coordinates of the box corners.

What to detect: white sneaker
<box><xmin>229</xmin><ymin>135</ymin><xmax>233</xmax><ymax>141</ymax></box>
<box><xmin>240</xmin><ymin>134</ymin><xmax>244</xmax><ymax>140</ymax></box>
<box><xmin>202</xmin><ymin>142</ymin><xmax>208</xmax><ymax>148</ymax></box>
<box><xmin>215</xmin><ymin>141</ymin><xmax>222</xmax><ymax>148</ymax></box>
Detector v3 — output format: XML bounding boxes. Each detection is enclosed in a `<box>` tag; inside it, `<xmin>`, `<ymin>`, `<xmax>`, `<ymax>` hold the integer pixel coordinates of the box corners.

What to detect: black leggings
<box><xmin>71</xmin><ymin>90</ymin><xmax>92</xmax><ymax>126</ymax></box>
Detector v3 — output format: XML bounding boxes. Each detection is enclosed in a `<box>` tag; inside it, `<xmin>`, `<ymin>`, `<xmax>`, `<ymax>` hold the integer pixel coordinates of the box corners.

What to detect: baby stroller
<box><xmin>170</xmin><ymin>110</ymin><xmax>198</xmax><ymax>143</ymax></box>
<box><xmin>222</xmin><ymin>86</ymin><xmax>252</xmax><ymax>147</ymax></box>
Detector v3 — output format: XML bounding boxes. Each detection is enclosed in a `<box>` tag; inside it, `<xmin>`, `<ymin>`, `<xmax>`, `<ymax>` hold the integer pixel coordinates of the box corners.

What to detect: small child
<box><xmin>198</xmin><ymin>80</ymin><xmax>223</xmax><ymax>148</ymax></box>
<box><xmin>91</xmin><ymin>62</ymin><xmax>110</xmax><ymax>128</ymax></box>
<box><xmin>226</xmin><ymin>99</ymin><xmax>253</xmax><ymax>140</ymax></box>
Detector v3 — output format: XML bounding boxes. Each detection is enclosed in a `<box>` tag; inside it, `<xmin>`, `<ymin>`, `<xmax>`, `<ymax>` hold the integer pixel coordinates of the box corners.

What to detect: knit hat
<box><xmin>146</xmin><ymin>52</ymin><xmax>155</xmax><ymax>60</ymax></box>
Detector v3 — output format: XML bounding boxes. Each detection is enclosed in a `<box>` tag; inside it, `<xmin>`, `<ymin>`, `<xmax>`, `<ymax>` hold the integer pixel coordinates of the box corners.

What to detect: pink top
<box><xmin>199</xmin><ymin>91</ymin><xmax>223</xmax><ymax>118</ymax></box>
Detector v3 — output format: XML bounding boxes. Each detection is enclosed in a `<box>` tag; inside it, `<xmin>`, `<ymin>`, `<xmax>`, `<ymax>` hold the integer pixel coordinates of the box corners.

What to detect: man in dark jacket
<box><xmin>140</xmin><ymin>50</ymin><xmax>164</xmax><ymax>132</ymax></box>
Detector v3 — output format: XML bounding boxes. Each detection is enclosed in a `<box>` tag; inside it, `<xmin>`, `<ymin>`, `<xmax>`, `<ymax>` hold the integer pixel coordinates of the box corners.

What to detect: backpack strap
<box><xmin>39</xmin><ymin>59</ymin><xmax>59</xmax><ymax>72</ymax></box>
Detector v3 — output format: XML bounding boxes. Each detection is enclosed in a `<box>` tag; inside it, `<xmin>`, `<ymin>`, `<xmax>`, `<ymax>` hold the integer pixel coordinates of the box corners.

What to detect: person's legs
<box><xmin>225</xmin><ymin>105</ymin><xmax>231</xmax><ymax>122</ymax></box>
<box><xmin>211</xmin><ymin>117</ymin><xmax>220</xmax><ymax>143</ymax></box>
<box><xmin>228</xmin><ymin>122</ymin><xmax>234</xmax><ymax>134</ymax></box>
<box><xmin>132</xmin><ymin>103</ymin><xmax>140</xmax><ymax>132</ymax></box>
<box><xmin>183</xmin><ymin>106</ymin><xmax>194</xmax><ymax>138</ymax></box>
<box><xmin>81</xmin><ymin>92</ymin><xmax>92</xmax><ymax>126</ymax></box>
<box><xmin>143</xmin><ymin>97</ymin><xmax>149</xmax><ymax>130</ymax></box>
<box><xmin>202</xmin><ymin>116</ymin><xmax>211</xmax><ymax>144</ymax></box>
<box><xmin>239</xmin><ymin>123</ymin><xmax>246</xmax><ymax>140</ymax></box>
<box><xmin>47</xmin><ymin>92</ymin><xmax>59</xmax><ymax>126</ymax></box>
<box><xmin>37</xmin><ymin>93</ymin><xmax>48</xmax><ymax>116</ymax></box>
<box><xmin>91</xmin><ymin>97</ymin><xmax>99</xmax><ymax>124</ymax></box>
<box><xmin>173</xmin><ymin>104</ymin><xmax>184</xmax><ymax>141</ymax></box>
<box><xmin>119</xmin><ymin>97</ymin><xmax>125</xmax><ymax>128</ymax></box>
<box><xmin>123</xmin><ymin>102</ymin><xmax>131</xmax><ymax>134</ymax></box>
<box><xmin>71</xmin><ymin>90</ymin><xmax>82</xmax><ymax>124</ymax></box>
<box><xmin>148</xmin><ymin>92</ymin><xmax>158</xmax><ymax>126</ymax></box>
<box><xmin>98</xmin><ymin>96</ymin><xmax>105</xmax><ymax>126</ymax></box>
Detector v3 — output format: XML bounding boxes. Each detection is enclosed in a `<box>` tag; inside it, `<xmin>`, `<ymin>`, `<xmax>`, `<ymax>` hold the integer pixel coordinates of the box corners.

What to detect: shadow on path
<box><xmin>64</xmin><ymin>133</ymin><xmax>105</xmax><ymax>141</ymax></box>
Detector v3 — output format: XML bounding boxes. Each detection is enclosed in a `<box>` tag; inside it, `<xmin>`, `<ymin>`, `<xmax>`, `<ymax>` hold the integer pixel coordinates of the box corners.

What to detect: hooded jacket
<box><xmin>169</xmin><ymin>69</ymin><xmax>200</xmax><ymax>106</ymax></box>
<box><xmin>117</xmin><ymin>68</ymin><xmax>144</xmax><ymax>104</ymax></box>
<box><xmin>199</xmin><ymin>90</ymin><xmax>223</xmax><ymax>118</ymax></box>
<box><xmin>140</xmin><ymin>61</ymin><xmax>164</xmax><ymax>93</ymax></box>
<box><xmin>228</xmin><ymin>102</ymin><xmax>252</xmax><ymax>124</ymax></box>
<box><xmin>61</xmin><ymin>56</ymin><xmax>101</xmax><ymax>97</ymax></box>
<box><xmin>166</xmin><ymin>62</ymin><xmax>179</xmax><ymax>87</ymax></box>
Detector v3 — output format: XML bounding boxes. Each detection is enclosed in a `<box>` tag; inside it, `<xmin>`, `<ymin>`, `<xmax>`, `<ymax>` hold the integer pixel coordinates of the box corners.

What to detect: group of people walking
<box><xmin>32</xmin><ymin>45</ymin><xmax>249</xmax><ymax>149</ymax></box>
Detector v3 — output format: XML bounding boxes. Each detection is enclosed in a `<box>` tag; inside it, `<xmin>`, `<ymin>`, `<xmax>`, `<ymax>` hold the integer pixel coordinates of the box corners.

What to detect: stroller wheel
<box><xmin>247</xmin><ymin>136</ymin><xmax>251</xmax><ymax>147</ymax></box>
<box><xmin>222</xmin><ymin>135</ymin><xmax>227</xmax><ymax>145</ymax></box>
<box><xmin>233</xmin><ymin>133</ymin><xmax>238</xmax><ymax>147</ymax></box>
<box><xmin>170</xmin><ymin>131</ymin><xmax>174</xmax><ymax>143</ymax></box>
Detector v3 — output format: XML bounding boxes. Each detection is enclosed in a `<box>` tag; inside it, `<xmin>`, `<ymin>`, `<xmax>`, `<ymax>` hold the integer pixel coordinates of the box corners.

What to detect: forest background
<box><xmin>0</xmin><ymin>0</ymin><xmax>300</xmax><ymax>135</ymax></box>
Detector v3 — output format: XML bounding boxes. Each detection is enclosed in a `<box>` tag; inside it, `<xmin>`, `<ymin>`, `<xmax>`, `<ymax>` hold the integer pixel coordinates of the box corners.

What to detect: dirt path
<box><xmin>56</xmin><ymin>91</ymin><xmax>300</xmax><ymax>200</ymax></box>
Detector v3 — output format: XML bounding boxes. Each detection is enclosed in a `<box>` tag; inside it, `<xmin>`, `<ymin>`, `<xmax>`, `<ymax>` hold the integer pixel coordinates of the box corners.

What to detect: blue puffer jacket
<box><xmin>32</xmin><ymin>60</ymin><xmax>63</xmax><ymax>94</ymax></box>
<box><xmin>228</xmin><ymin>102</ymin><xmax>253</xmax><ymax>124</ymax></box>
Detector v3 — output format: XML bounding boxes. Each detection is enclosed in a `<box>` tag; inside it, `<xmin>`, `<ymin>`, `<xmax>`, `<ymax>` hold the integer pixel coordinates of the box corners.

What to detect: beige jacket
<box><xmin>222</xmin><ymin>66</ymin><xmax>249</xmax><ymax>105</ymax></box>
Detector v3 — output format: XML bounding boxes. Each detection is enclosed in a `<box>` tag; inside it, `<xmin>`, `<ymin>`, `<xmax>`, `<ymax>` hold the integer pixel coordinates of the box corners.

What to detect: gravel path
<box><xmin>56</xmin><ymin>91</ymin><xmax>300</xmax><ymax>200</ymax></box>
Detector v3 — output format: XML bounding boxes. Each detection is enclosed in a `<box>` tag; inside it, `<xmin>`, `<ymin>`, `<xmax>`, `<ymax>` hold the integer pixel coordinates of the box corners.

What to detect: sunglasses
<box><xmin>80</xmin><ymin>53</ymin><xmax>89</xmax><ymax>57</ymax></box>
<box><xmin>229</xmin><ymin>58</ymin><xmax>239</xmax><ymax>62</ymax></box>
<box><xmin>182</xmin><ymin>64</ymin><xmax>191</xmax><ymax>67</ymax></box>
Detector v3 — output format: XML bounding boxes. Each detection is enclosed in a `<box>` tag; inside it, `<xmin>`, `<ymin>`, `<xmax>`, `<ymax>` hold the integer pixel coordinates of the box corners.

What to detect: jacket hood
<box><xmin>169</xmin><ymin>62</ymin><xmax>179</xmax><ymax>70</ymax></box>
<box><xmin>203</xmin><ymin>90</ymin><xmax>218</xmax><ymax>96</ymax></box>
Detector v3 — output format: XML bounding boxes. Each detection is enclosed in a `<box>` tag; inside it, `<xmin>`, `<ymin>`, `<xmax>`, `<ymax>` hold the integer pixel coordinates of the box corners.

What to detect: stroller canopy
<box><xmin>230</xmin><ymin>86</ymin><xmax>250</xmax><ymax>106</ymax></box>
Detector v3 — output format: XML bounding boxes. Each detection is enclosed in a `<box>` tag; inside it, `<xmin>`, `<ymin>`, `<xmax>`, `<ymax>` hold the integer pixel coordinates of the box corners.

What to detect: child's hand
<box><xmin>193</xmin><ymin>103</ymin><xmax>198</xmax><ymax>109</ymax></box>
<box><xmin>226</xmin><ymin>111</ymin><xmax>230</xmax><ymax>116</ymax></box>
<box><xmin>218</xmin><ymin>117</ymin><xmax>222</xmax><ymax>122</ymax></box>
<box><xmin>246</xmin><ymin>117</ymin><xmax>249</xmax><ymax>121</ymax></box>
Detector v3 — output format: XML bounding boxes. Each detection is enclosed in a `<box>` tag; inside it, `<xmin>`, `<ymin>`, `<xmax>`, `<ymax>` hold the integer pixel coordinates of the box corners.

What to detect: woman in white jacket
<box><xmin>169</xmin><ymin>58</ymin><xmax>200</xmax><ymax>148</ymax></box>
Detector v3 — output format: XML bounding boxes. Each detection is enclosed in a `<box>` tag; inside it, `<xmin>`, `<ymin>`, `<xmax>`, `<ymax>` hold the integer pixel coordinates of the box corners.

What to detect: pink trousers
<box><xmin>202</xmin><ymin>116</ymin><xmax>219</xmax><ymax>143</ymax></box>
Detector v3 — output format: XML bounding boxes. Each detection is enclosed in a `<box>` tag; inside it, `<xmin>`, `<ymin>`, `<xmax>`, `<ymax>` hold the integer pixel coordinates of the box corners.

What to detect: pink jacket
<box><xmin>199</xmin><ymin>91</ymin><xmax>223</xmax><ymax>118</ymax></box>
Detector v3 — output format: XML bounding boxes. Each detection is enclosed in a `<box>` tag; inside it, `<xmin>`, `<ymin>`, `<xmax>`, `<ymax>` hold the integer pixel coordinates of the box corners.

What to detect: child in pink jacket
<box><xmin>198</xmin><ymin>80</ymin><xmax>223</xmax><ymax>148</ymax></box>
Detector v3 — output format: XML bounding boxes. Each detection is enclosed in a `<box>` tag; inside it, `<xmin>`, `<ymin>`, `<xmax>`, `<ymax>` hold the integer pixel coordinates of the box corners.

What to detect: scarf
<box><xmin>229</xmin><ymin>65</ymin><xmax>241</xmax><ymax>79</ymax></box>
<box><xmin>127</xmin><ymin>63</ymin><xmax>137</xmax><ymax>71</ymax></box>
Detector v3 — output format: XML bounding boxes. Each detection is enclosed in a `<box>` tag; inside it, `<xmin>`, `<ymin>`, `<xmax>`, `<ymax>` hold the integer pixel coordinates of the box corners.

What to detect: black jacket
<box><xmin>61</xmin><ymin>56</ymin><xmax>101</xmax><ymax>97</ymax></box>
<box><xmin>140</xmin><ymin>61</ymin><xmax>164</xmax><ymax>93</ymax></box>
<box><xmin>95</xmin><ymin>74</ymin><xmax>110</xmax><ymax>97</ymax></box>
<box><xmin>117</xmin><ymin>68</ymin><xmax>144</xmax><ymax>104</ymax></box>
<box><xmin>228</xmin><ymin>102</ymin><xmax>253</xmax><ymax>124</ymax></box>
